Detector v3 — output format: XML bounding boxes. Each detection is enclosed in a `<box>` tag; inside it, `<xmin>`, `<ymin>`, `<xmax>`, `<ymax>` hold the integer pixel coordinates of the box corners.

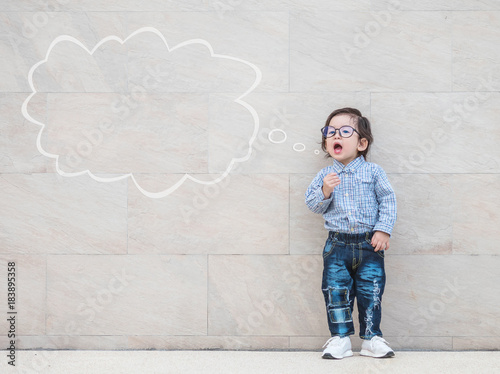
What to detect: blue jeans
<box><xmin>321</xmin><ymin>231</ymin><xmax>386</xmax><ymax>339</ymax></box>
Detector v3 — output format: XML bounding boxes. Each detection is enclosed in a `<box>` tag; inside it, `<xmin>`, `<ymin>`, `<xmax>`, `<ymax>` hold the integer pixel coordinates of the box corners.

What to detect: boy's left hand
<box><xmin>371</xmin><ymin>231</ymin><xmax>390</xmax><ymax>252</ymax></box>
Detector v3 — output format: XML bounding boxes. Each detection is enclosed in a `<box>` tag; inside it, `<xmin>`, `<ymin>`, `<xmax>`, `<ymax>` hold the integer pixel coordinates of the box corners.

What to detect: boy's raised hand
<box><xmin>371</xmin><ymin>231</ymin><xmax>390</xmax><ymax>252</ymax></box>
<box><xmin>322</xmin><ymin>173</ymin><xmax>341</xmax><ymax>199</ymax></box>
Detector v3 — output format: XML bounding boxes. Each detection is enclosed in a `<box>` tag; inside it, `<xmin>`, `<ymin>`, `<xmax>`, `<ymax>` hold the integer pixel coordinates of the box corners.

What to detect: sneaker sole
<box><xmin>322</xmin><ymin>350</ymin><xmax>353</xmax><ymax>359</ymax></box>
<box><xmin>360</xmin><ymin>349</ymin><xmax>395</xmax><ymax>358</ymax></box>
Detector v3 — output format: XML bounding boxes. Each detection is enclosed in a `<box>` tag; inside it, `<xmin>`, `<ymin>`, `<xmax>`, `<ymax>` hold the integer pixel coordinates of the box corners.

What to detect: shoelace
<box><xmin>370</xmin><ymin>336</ymin><xmax>391</xmax><ymax>347</ymax></box>
<box><xmin>322</xmin><ymin>336</ymin><xmax>341</xmax><ymax>348</ymax></box>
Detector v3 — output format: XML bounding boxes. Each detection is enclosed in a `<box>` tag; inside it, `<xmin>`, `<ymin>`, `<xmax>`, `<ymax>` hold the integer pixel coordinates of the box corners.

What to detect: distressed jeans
<box><xmin>321</xmin><ymin>231</ymin><xmax>386</xmax><ymax>340</ymax></box>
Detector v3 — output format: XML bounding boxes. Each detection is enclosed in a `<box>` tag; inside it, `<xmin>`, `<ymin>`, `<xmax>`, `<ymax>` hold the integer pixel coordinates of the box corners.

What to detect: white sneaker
<box><xmin>321</xmin><ymin>336</ymin><xmax>353</xmax><ymax>359</ymax></box>
<box><xmin>360</xmin><ymin>336</ymin><xmax>395</xmax><ymax>358</ymax></box>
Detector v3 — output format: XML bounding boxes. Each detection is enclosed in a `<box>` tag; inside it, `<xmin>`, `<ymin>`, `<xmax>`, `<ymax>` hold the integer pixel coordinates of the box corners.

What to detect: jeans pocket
<box><xmin>365</xmin><ymin>239</ymin><xmax>385</xmax><ymax>258</ymax></box>
<box><xmin>323</xmin><ymin>239</ymin><xmax>336</xmax><ymax>258</ymax></box>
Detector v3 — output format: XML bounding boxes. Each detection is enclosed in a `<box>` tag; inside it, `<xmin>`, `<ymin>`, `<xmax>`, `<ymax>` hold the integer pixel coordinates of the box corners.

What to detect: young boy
<box><xmin>305</xmin><ymin>108</ymin><xmax>397</xmax><ymax>359</ymax></box>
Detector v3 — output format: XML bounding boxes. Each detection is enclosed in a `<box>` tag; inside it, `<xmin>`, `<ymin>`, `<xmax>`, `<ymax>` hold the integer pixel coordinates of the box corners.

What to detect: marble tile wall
<box><xmin>0</xmin><ymin>0</ymin><xmax>499</xmax><ymax>352</ymax></box>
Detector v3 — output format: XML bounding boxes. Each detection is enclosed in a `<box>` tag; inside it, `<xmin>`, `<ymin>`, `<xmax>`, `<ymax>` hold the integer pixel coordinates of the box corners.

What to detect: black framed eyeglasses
<box><xmin>321</xmin><ymin>125</ymin><xmax>360</xmax><ymax>138</ymax></box>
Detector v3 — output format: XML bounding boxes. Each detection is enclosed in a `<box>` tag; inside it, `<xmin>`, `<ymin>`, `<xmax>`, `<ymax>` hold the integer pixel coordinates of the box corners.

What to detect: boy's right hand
<box><xmin>322</xmin><ymin>173</ymin><xmax>341</xmax><ymax>199</ymax></box>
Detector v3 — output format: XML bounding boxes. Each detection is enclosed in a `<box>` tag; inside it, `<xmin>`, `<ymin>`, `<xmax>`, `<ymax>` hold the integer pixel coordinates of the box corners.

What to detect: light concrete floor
<box><xmin>4</xmin><ymin>350</ymin><xmax>499</xmax><ymax>374</ymax></box>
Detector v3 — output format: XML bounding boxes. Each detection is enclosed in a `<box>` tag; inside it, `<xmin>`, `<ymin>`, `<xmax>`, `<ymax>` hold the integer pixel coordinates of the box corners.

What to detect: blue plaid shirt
<box><xmin>305</xmin><ymin>156</ymin><xmax>397</xmax><ymax>235</ymax></box>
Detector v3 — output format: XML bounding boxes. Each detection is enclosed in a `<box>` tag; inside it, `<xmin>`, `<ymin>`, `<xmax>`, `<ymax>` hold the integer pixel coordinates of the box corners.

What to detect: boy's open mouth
<box><xmin>334</xmin><ymin>143</ymin><xmax>342</xmax><ymax>154</ymax></box>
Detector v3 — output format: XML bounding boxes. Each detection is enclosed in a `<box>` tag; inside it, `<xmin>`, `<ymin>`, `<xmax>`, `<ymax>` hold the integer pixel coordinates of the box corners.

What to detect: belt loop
<box><xmin>334</xmin><ymin>232</ymin><xmax>339</xmax><ymax>240</ymax></box>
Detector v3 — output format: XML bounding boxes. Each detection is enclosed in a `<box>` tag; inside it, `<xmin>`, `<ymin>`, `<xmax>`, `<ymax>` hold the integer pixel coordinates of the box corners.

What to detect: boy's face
<box><xmin>325</xmin><ymin>114</ymin><xmax>368</xmax><ymax>165</ymax></box>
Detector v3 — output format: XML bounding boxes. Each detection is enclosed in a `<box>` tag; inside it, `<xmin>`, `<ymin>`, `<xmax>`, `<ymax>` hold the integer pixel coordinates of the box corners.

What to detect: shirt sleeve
<box><xmin>305</xmin><ymin>169</ymin><xmax>334</xmax><ymax>214</ymax></box>
<box><xmin>373</xmin><ymin>167</ymin><xmax>397</xmax><ymax>235</ymax></box>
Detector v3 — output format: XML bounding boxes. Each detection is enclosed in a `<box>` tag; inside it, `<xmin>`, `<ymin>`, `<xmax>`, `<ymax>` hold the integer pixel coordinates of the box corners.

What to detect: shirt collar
<box><xmin>332</xmin><ymin>156</ymin><xmax>365</xmax><ymax>174</ymax></box>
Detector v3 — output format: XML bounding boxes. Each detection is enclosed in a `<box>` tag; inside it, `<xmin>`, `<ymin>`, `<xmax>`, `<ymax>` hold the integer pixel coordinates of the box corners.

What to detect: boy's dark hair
<box><xmin>321</xmin><ymin>107</ymin><xmax>373</xmax><ymax>159</ymax></box>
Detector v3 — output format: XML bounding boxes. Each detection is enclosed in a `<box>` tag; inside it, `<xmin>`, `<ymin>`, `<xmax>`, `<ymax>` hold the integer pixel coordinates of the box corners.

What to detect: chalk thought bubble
<box><xmin>22</xmin><ymin>27</ymin><xmax>262</xmax><ymax>198</ymax></box>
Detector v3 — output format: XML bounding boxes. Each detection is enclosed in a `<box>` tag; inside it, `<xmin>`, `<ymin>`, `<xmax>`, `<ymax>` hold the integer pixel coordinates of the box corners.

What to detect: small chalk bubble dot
<box><xmin>314</xmin><ymin>150</ymin><xmax>320</xmax><ymax>155</ymax></box>
<box><xmin>293</xmin><ymin>143</ymin><xmax>306</xmax><ymax>152</ymax></box>
<box><xmin>268</xmin><ymin>129</ymin><xmax>287</xmax><ymax>144</ymax></box>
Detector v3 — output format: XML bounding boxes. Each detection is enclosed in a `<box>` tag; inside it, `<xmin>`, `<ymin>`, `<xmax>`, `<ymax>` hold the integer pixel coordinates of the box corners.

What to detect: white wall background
<box><xmin>1</xmin><ymin>0</ymin><xmax>499</xmax><ymax>351</ymax></box>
